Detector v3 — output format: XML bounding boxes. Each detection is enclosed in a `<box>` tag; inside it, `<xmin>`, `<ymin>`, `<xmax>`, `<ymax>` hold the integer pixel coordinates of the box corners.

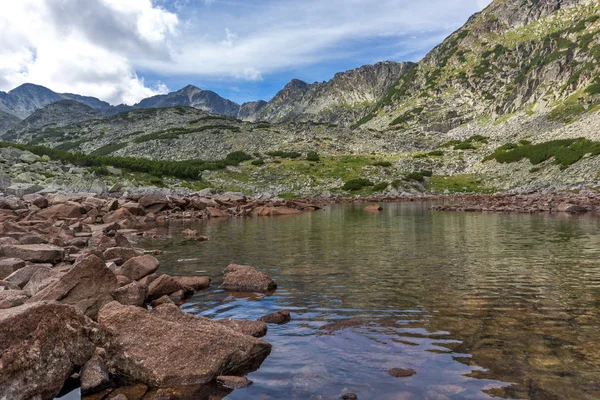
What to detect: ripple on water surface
<box><xmin>63</xmin><ymin>202</ymin><xmax>600</xmax><ymax>399</ymax></box>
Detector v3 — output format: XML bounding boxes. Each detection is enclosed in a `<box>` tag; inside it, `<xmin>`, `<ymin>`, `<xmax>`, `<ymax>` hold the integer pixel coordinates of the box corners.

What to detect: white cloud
<box><xmin>0</xmin><ymin>0</ymin><xmax>176</xmax><ymax>104</ymax></box>
<box><xmin>0</xmin><ymin>0</ymin><xmax>489</xmax><ymax>103</ymax></box>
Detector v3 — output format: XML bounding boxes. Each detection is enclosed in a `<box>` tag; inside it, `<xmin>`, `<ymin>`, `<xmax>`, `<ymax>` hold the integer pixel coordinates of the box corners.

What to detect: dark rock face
<box><xmin>27</xmin><ymin>255</ymin><xmax>118</xmax><ymax>319</ymax></box>
<box><xmin>97</xmin><ymin>302</ymin><xmax>272</xmax><ymax>388</ymax></box>
<box><xmin>0</xmin><ymin>302</ymin><xmax>96</xmax><ymax>400</ymax></box>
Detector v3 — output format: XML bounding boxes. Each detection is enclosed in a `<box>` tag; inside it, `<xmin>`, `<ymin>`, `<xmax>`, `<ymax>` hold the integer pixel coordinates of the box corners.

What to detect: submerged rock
<box><xmin>97</xmin><ymin>302</ymin><xmax>272</xmax><ymax>388</ymax></box>
<box><xmin>172</xmin><ymin>276</ymin><xmax>210</xmax><ymax>291</ymax></box>
<box><xmin>221</xmin><ymin>264</ymin><xmax>277</xmax><ymax>293</ymax></box>
<box><xmin>364</xmin><ymin>204</ymin><xmax>383</xmax><ymax>212</ymax></box>
<box><xmin>258</xmin><ymin>310</ymin><xmax>291</xmax><ymax>325</ymax></box>
<box><xmin>217</xmin><ymin>375</ymin><xmax>253</xmax><ymax>389</ymax></box>
<box><xmin>217</xmin><ymin>319</ymin><xmax>268</xmax><ymax>338</ymax></box>
<box><xmin>0</xmin><ymin>302</ymin><xmax>95</xmax><ymax>400</ymax></box>
<box><xmin>387</xmin><ymin>368</ymin><xmax>416</xmax><ymax>378</ymax></box>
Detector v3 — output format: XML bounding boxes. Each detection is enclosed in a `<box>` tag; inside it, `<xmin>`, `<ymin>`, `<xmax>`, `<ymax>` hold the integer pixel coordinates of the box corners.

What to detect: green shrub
<box><xmin>225</xmin><ymin>151</ymin><xmax>252</xmax><ymax>163</ymax></box>
<box><xmin>467</xmin><ymin>135</ymin><xmax>488</xmax><ymax>143</ymax></box>
<box><xmin>391</xmin><ymin>179</ymin><xmax>404</xmax><ymax>189</ymax></box>
<box><xmin>91</xmin><ymin>143</ymin><xmax>128</xmax><ymax>156</ymax></box>
<box><xmin>529</xmin><ymin>167</ymin><xmax>540</xmax><ymax>173</ymax></box>
<box><xmin>251</xmin><ymin>159</ymin><xmax>265</xmax><ymax>166</ymax></box>
<box><xmin>371</xmin><ymin>182</ymin><xmax>389</xmax><ymax>192</ymax></box>
<box><xmin>428</xmin><ymin>150</ymin><xmax>445</xmax><ymax>157</ymax></box>
<box><xmin>454</xmin><ymin>142</ymin><xmax>476</xmax><ymax>150</ymax></box>
<box><xmin>306</xmin><ymin>151</ymin><xmax>320</xmax><ymax>162</ymax></box>
<box><xmin>405</xmin><ymin>172</ymin><xmax>425</xmax><ymax>182</ymax></box>
<box><xmin>483</xmin><ymin>138</ymin><xmax>600</xmax><ymax>169</ymax></box>
<box><xmin>342</xmin><ymin>178</ymin><xmax>374</xmax><ymax>191</ymax></box>
<box><xmin>441</xmin><ymin>140</ymin><xmax>462</xmax><ymax>148</ymax></box>
<box><xmin>266</xmin><ymin>151</ymin><xmax>302</xmax><ymax>159</ymax></box>
<box><xmin>585</xmin><ymin>83</ymin><xmax>600</xmax><ymax>95</ymax></box>
<box><xmin>519</xmin><ymin>139</ymin><xmax>532</xmax><ymax>146</ymax></box>
<box><xmin>421</xmin><ymin>170</ymin><xmax>433</xmax><ymax>177</ymax></box>
<box><xmin>373</xmin><ymin>161</ymin><xmax>392</xmax><ymax>167</ymax></box>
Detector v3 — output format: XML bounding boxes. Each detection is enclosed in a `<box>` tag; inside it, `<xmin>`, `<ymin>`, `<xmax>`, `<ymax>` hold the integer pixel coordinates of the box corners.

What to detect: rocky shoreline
<box><xmin>1</xmin><ymin>189</ymin><xmax>598</xmax><ymax>400</ymax></box>
<box><xmin>0</xmin><ymin>191</ymin><xmax>315</xmax><ymax>400</ymax></box>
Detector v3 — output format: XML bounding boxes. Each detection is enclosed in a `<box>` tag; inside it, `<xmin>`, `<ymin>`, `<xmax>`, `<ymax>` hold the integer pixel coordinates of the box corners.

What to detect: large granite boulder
<box><xmin>97</xmin><ymin>302</ymin><xmax>271</xmax><ymax>388</ymax></box>
<box><xmin>0</xmin><ymin>302</ymin><xmax>96</xmax><ymax>400</ymax></box>
<box><xmin>114</xmin><ymin>255</ymin><xmax>160</xmax><ymax>281</ymax></box>
<box><xmin>146</xmin><ymin>274</ymin><xmax>193</xmax><ymax>301</ymax></box>
<box><xmin>27</xmin><ymin>255</ymin><xmax>118</xmax><ymax>319</ymax></box>
<box><xmin>36</xmin><ymin>202</ymin><xmax>86</xmax><ymax>219</ymax></box>
<box><xmin>111</xmin><ymin>281</ymin><xmax>147</xmax><ymax>307</ymax></box>
<box><xmin>0</xmin><ymin>290</ymin><xmax>30</xmax><ymax>309</ymax></box>
<box><xmin>221</xmin><ymin>264</ymin><xmax>277</xmax><ymax>293</ymax></box>
<box><xmin>0</xmin><ymin>244</ymin><xmax>64</xmax><ymax>264</ymax></box>
<box><xmin>172</xmin><ymin>276</ymin><xmax>211</xmax><ymax>291</ymax></box>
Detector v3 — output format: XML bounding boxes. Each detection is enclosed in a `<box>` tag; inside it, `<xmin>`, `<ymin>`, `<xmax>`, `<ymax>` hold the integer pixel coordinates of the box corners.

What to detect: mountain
<box><xmin>0</xmin><ymin>83</ymin><xmax>113</xmax><ymax>119</ymax></box>
<box><xmin>133</xmin><ymin>85</ymin><xmax>241</xmax><ymax>117</ymax></box>
<box><xmin>4</xmin><ymin>100</ymin><xmax>102</xmax><ymax>143</ymax></box>
<box><xmin>0</xmin><ymin>110</ymin><xmax>21</xmax><ymax>134</ymax></box>
<box><xmin>360</xmin><ymin>0</ymin><xmax>600</xmax><ymax>131</ymax></box>
<box><xmin>246</xmin><ymin>62</ymin><xmax>412</xmax><ymax>125</ymax></box>
<box><xmin>238</xmin><ymin>100</ymin><xmax>267</xmax><ymax>120</ymax></box>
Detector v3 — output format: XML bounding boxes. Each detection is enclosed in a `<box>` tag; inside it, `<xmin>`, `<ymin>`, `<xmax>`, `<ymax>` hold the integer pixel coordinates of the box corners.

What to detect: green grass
<box><xmin>430</xmin><ymin>174</ymin><xmax>496</xmax><ymax>193</ymax></box>
<box><xmin>484</xmin><ymin>138</ymin><xmax>600</xmax><ymax>169</ymax></box>
<box><xmin>372</xmin><ymin>161</ymin><xmax>392</xmax><ymax>167</ymax></box>
<box><xmin>91</xmin><ymin>143</ymin><xmax>128</xmax><ymax>156</ymax></box>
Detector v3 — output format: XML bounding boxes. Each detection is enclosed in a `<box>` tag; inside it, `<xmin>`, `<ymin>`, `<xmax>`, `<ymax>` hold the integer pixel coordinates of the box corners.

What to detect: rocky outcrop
<box><xmin>134</xmin><ymin>85</ymin><xmax>241</xmax><ymax>117</ymax></box>
<box><xmin>221</xmin><ymin>264</ymin><xmax>277</xmax><ymax>293</ymax></box>
<box><xmin>97</xmin><ymin>302</ymin><xmax>272</xmax><ymax>387</ymax></box>
<box><xmin>245</xmin><ymin>62</ymin><xmax>412</xmax><ymax>125</ymax></box>
<box><xmin>0</xmin><ymin>302</ymin><xmax>96</xmax><ymax>400</ymax></box>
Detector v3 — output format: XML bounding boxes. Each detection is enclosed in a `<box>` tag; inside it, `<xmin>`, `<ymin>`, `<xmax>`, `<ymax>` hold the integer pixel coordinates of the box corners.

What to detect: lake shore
<box><xmin>0</xmin><ymin>188</ymin><xmax>598</xmax><ymax>399</ymax></box>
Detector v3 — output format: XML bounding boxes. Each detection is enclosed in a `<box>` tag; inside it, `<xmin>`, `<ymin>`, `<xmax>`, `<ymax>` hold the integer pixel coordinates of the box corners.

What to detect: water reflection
<box><xmin>98</xmin><ymin>203</ymin><xmax>600</xmax><ymax>399</ymax></box>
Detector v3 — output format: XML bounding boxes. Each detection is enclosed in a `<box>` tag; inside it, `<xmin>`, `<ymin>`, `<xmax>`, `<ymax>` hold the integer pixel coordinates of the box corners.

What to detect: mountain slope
<box><xmin>0</xmin><ymin>83</ymin><xmax>113</xmax><ymax>118</ymax></box>
<box><xmin>4</xmin><ymin>100</ymin><xmax>102</xmax><ymax>143</ymax></box>
<box><xmin>247</xmin><ymin>62</ymin><xmax>412</xmax><ymax>125</ymax></box>
<box><xmin>0</xmin><ymin>110</ymin><xmax>21</xmax><ymax>134</ymax></box>
<box><xmin>134</xmin><ymin>85</ymin><xmax>241</xmax><ymax>117</ymax></box>
<box><xmin>359</xmin><ymin>0</ymin><xmax>600</xmax><ymax>132</ymax></box>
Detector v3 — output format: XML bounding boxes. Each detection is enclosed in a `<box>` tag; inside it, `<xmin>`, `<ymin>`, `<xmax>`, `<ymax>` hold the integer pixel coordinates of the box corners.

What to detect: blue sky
<box><xmin>0</xmin><ymin>0</ymin><xmax>492</xmax><ymax>105</ymax></box>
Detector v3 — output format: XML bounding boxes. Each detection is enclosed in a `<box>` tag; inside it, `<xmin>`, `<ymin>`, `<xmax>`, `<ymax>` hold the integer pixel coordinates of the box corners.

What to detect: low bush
<box><xmin>251</xmin><ymin>159</ymin><xmax>265</xmax><ymax>166</ymax></box>
<box><xmin>306</xmin><ymin>151</ymin><xmax>320</xmax><ymax>162</ymax></box>
<box><xmin>454</xmin><ymin>142</ymin><xmax>476</xmax><ymax>150</ymax></box>
<box><xmin>266</xmin><ymin>151</ymin><xmax>302</xmax><ymax>159</ymax></box>
<box><xmin>371</xmin><ymin>182</ymin><xmax>389</xmax><ymax>192</ymax></box>
<box><xmin>372</xmin><ymin>161</ymin><xmax>392</xmax><ymax>167</ymax></box>
<box><xmin>342</xmin><ymin>178</ymin><xmax>374</xmax><ymax>191</ymax></box>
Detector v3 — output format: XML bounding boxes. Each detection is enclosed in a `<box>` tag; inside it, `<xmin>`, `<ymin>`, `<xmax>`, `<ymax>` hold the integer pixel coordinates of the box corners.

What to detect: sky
<box><xmin>0</xmin><ymin>0</ymin><xmax>493</xmax><ymax>106</ymax></box>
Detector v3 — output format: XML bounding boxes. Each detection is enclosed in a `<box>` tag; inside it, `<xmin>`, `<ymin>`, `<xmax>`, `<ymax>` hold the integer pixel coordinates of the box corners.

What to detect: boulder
<box><xmin>97</xmin><ymin>302</ymin><xmax>271</xmax><ymax>387</ymax></box>
<box><xmin>0</xmin><ymin>290</ymin><xmax>30</xmax><ymax>309</ymax></box>
<box><xmin>0</xmin><ymin>258</ymin><xmax>25</xmax><ymax>279</ymax></box>
<box><xmin>217</xmin><ymin>319</ymin><xmax>268</xmax><ymax>338</ymax></box>
<box><xmin>139</xmin><ymin>195</ymin><xmax>169</xmax><ymax>210</ymax></box>
<box><xmin>103</xmin><ymin>247</ymin><xmax>143</xmax><ymax>263</ymax></box>
<box><xmin>206</xmin><ymin>207</ymin><xmax>226</xmax><ymax>218</ymax></box>
<box><xmin>111</xmin><ymin>282</ymin><xmax>147</xmax><ymax>307</ymax></box>
<box><xmin>4</xmin><ymin>264</ymin><xmax>50</xmax><ymax>288</ymax></box>
<box><xmin>172</xmin><ymin>276</ymin><xmax>211</xmax><ymax>291</ymax></box>
<box><xmin>80</xmin><ymin>348</ymin><xmax>111</xmax><ymax>395</ymax></box>
<box><xmin>36</xmin><ymin>202</ymin><xmax>86</xmax><ymax>219</ymax></box>
<box><xmin>364</xmin><ymin>204</ymin><xmax>383</xmax><ymax>212</ymax></box>
<box><xmin>258</xmin><ymin>309</ymin><xmax>291</xmax><ymax>325</ymax></box>
<box><xmin>0</xmin><ymin>280</ymin><xmax>20</xmax><ymax>291</ymax></box>
<box><xmin>104</xmin><ymin>208</ymin><xmax>135</xmax><ymax>224</ymax></box>
<box><xmin>0</xmin><ymin>302</ymin><xmax>95</xmax><ymax>400</ymax></box>
<box><xmin>27</xmin><ymin>255</ymin><xmax>118</xmax><ymax>319</ymax></box>
<box><xmin>147</xmin><ymin>274</ymin><xmax>193</xmax><ymax>301</ymax></box>
<box><xmin>387</xmin><ymin>368</ymin><xmax>416</xmax><ymax>378</ymax></box>
<box><xmin>221</xmin><ymin>264</ymin><xmax>277</xmax><ymax>293</ymax></box>
<box><xmin>556</xmin><ymin>202</ymin><xmax>588</xmax><ymax>214</ymax></box>
<box><xmin>150</xmin><ymin>295</ymin><xmax>174</xmax><ymax>308</ymax></box>
<box><xmin>23</xmin><ymin>267</ymin><xmax>63</xmax><ymax>296</ymax></box>
<box><xmin>114</xmin><ymin>255</ymin><xmax>160</xmax><ymax>281</ymax></box>
<box><xmin>0</xmin><ymin>244</ymin><xmax>64</xmax><ymax>264</ymax></box>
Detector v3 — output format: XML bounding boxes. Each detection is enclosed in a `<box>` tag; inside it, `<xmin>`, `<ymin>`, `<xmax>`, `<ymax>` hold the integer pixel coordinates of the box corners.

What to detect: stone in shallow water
<box><xmin>97</xmin><ymin>302</ymin><xmax>272</xmax><ymax>387</ymax></box>
<box><xmin>217</xmin><ymin>375</ymin><xmax>253</xmax><ymax>389</ymax></box>
<box><xmin>387</xmin><ymin>368</ymin><xmax>416</xmax><ymax>378</ymax></box>
<box><xmin>258</xmin><ymin>309</ymin><xmax>291</xmax><ymax>325</ymax></box>
<box><xmin>221</xmin><ymin>264</ymin><xmax>277</xmax><ymax>293</ymax></box>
